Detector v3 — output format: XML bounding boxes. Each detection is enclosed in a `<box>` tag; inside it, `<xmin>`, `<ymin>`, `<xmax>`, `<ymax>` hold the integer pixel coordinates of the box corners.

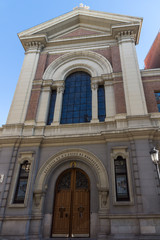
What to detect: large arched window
<box><xmin>60</xmin><ymin>72</ymin><xmax>92</xmax><ymax>124</ymax></box>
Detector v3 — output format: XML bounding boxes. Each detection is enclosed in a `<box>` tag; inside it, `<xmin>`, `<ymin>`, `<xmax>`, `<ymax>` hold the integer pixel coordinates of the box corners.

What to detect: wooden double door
<box><xmin>52</xmin><ymin>168</ymin><xmax>90</xmax><ymax>238</ymax></box>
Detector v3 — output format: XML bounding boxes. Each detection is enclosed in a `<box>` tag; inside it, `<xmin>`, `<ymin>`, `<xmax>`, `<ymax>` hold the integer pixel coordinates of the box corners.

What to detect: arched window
<box><xmin>61</xmin><ymin>71</ymin><xmax>92</xmax><ymax>124</ymax></box>
<box><xmin>14</xmin><ymin>161</ymin><xmax>30</xmax><ymax>203</ymax></box>
<box><xmin>114</xmin><ymin>156</ymin><xmax>130</xmax><ymax>201</ymax></box>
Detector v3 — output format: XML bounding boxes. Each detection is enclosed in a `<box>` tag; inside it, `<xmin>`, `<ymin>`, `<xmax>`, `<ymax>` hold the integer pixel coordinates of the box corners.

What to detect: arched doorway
<box><xmin>52</xmin><ymin>168</ymin><xmax>90</xmax><ymax>238</ymax></box>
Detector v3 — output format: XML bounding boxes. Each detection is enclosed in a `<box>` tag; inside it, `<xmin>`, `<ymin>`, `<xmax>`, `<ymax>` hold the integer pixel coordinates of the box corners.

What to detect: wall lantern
<box><xmin>150</xmin><ymin>147</ymin><xmax>160</xmax><ymax>181</ymax></box>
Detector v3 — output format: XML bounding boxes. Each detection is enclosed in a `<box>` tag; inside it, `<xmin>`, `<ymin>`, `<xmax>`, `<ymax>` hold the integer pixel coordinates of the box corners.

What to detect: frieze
<box><xmin>43</xmin><ymin>151</ymin><xmax>101</xmax><ymax>174</ymax></box>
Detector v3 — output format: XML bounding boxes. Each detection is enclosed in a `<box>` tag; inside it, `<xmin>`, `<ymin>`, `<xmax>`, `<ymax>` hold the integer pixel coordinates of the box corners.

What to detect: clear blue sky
<box><xmin>0</xmin><ymin>0</ymin><xmax>160</xmax><ymax>127</ymax></box>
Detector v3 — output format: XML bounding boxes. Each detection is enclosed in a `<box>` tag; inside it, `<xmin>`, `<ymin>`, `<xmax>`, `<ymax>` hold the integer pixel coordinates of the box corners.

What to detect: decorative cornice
<box><xmin>115</xmin><ymin>30</ymin><xmax>136</xmax><ymax>44</ymax></box>
<box><xmin>25</xmin><ymin>41</ymin><xmax>44</xmax><ymax>53</ymax></box>
<box><xmin>112</xmin><ymin>23</ymin><xmax>141</xmax><ymax>44</ymax></box>
<box><xmin>18</xmin><ymin>35</ymin><xmax>47</xmax><ymax>51</ymax></box>
<box><xmin>141</xmin><ymin>68</ymin><xmax>160</xmax><ymax>77</ymax></box>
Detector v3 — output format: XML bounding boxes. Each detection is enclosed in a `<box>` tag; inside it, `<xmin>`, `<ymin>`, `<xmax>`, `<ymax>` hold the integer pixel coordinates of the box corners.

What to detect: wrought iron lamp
<box><xmin>150</xmin><ymin>147</ymin><xmax>160</xmax><ymax>181</ymax></box>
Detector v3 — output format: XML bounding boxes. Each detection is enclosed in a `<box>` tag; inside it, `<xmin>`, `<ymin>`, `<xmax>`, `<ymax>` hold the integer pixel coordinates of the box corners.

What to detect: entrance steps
<box><xmin>45</xmin><ymin>238</ymin><xmax>94</xmax><ymax>240</ymax></box>
<box><xmin>46</xmin><ymin>239</ymin><xmax>96</xmax><ymax>240</ymax></box>
<box><xmin>107</xmin><ymin>235</ymin><xmax>160</xmax><ymax>240</ymax></box>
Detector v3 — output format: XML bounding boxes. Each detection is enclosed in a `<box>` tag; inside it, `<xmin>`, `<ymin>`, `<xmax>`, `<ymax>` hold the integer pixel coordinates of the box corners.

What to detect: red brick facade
<box><xmin>93</xmin><ymin>48</ymin><xmax>112</xmax><ymax>66</ymax></box>
<box><xmin>58</xmin><ymin>28</ymin><xmax>102</xmax><ymax>39</ymax></box>
<box><xmin>111</xmin><ymin>45</ymin><xmax>122</xmax><ymax>72</ymax></box>
<box><xmin>93</xmin><ymin>45</ymin><xmax>121</xmax><ymax>73</ymax></box>
<box><xmin>25</xmin><ymin>85</ymin><xmax>41</xmax><ymax>121</ymax></box>
<box><xmin>46</xmin><ymin>54</ymin><xmax>64</xmax><ymax>68</ymax></box>
<box><xmin>142</xmin><ymin>76</ymin><xmax>160</xmax><ymax>113</ymax></box>
<box><xmin>114</xmin><ymin>78</ymin><xmax>126</xmax><ymax>114</ymax></box>
<box><xmin>35</xmin><ymin>54</ymin><xmax>48</xmax><ymax>80</ymax></box>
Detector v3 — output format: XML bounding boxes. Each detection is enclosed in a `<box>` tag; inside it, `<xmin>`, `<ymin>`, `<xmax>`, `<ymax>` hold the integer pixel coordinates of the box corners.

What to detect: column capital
<box><xmin>57</xmin><ymin>85</ymin><xmax>65</xmax><ymax>93</ymax></box>
<box><xmin>91</xmin><ymin>83</ymin><xmax>98</xmax><ymax>90</ymax></box>
<box><xmin>115</xmin><ymin>30</ymin><xmax>136</xmax><ymax>44</ymax></box>
<box><xmin>25</xmin><ymin>41</ymin><xmax>44</xmax><ymax>54</ymax></box>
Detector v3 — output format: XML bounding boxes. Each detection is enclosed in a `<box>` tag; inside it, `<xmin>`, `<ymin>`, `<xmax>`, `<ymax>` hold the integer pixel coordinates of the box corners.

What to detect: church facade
<box><xmin>0</xmin><ymin>6</ymin><xmax>160</xmax><ymax>240</ymax></box>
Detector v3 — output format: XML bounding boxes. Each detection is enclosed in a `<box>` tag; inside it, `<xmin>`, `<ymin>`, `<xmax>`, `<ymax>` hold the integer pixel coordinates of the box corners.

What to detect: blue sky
<box><xmin>0</xmin><ymin>0</ymin><xmax>160</xmax><ymax>127</ymax></box>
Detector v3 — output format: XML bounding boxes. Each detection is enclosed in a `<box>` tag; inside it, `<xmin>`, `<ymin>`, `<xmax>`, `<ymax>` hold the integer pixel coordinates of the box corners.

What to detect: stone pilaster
<box><xmin>52</xmin><ymin>84</ymin><xmax>64</xmax><ymax>126</ymax></box>
<box><xmin>7</xmin><ymin>42</ymin><xmax>44</xmax><ymax>124</ymax></box>
<box><xmin>117</xmin><ymin>31</ymin><xmax>147</xmax><ymax>116</ymax></box>
<box><xmin>104</xmin><ymin>77</ymin><xmax>116</xmax><ymax>121</ymax></box>
<box><xmin>91</xmin><ymin>83</ymin><xmax>99</xmax><ymax>123</ymax></box>
<box><xmin>36</xmin><ymin>85</ymin><xmax>52</xmax><ymax>126</ymax></box>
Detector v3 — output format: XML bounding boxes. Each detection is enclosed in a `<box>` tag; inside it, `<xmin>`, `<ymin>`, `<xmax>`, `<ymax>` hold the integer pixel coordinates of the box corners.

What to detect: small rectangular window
<box><xmin>114</xmin><ymin>156</ymin><xmax>130</xmax><ymax>201</ymax></box>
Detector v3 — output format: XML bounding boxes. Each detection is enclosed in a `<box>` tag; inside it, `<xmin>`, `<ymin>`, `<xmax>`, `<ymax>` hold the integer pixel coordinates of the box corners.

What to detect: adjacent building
<box><xmin>144</xmin><ymin>31</ymin><xmax>160</xmax><ymax>69</ymax></box>
<box><xmin>1</xmin><ymin>6</ymin><xmax>160</xmax><ymax>240</ymax></box>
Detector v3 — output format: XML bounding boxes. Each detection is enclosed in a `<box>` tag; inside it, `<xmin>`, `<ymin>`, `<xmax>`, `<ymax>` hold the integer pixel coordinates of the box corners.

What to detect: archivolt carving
<box><xmin>43</xmin><ymin>51</ymin><xmax>113</xmax><ymax>80</ymax></box>
<box><xmin>34</xmin><ymin>149</ymin><xmax>109</xmax><ymax>192</ymax></box>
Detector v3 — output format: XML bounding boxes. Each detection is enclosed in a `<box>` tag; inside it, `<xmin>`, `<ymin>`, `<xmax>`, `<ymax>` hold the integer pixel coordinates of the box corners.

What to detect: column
<box><xmin>91</xmin><ymin>83</ymin><xmax>99</xmax><ymax>123</ymax></box>
<box><xmin>104</xmin><ymin>79</ymin><xmax>116</xmax><ymax>120</ymax></box>
<box><xmin>7</xmin><ymin>42</ymin><xmax>43</xmax><ymax>124</ymax></box>
<box><xmin>52</xmin><ymin>84</ymin><xmax>64</xmax><ymax>126</ymax></box>
<box><xmin>36</xmin><ymin>86</ymin><xmax>51</xmax><ymax>126</ymax></box>
<box><xmin>117</xmin><ymin>32</ymin><xmax>147</xmax><ymax>116</ymax></box>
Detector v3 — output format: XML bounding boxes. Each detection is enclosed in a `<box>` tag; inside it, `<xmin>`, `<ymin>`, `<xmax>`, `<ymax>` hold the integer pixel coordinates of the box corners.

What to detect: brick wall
<box><xmin>111</xmin><ymin>45</ymin><xmax>122</xmax><ymax>72</ymax></box>
<box><xmin>58</xmin><ymin>28</ymin><xmax>101</xmax><ymax>39</ymax></box>
<box><xmin>142</xmin><ymin>76</ymin><xmax>160</xmax><ymax>112</ymax></box>
<box><xmin>93</xmin><ymin>45</ymin><xmax>121</xmax><ymax>73</ymax></box>
<box><xmin>114</xmin><ymin>78</ymin><xmax>126</xmax><ymax>114</ymax></box>
<box><xmin>25</xmin><ymin>85</ymin><xmax>41</xmax><ymax>121</ymax></box>
<box><xmin>35</xmin><ymin>54</ymin><xmax>48</xmax><ymax>80</ymax></box>
<box><xmin>45</xmin><ymin>54</ymin><xmax>63</xmax><ymax>69</ymax></box>
<box><xmin>93</xmin><ymin>48</ymin><xmax>112</xmax><ymax>66</ymax></box>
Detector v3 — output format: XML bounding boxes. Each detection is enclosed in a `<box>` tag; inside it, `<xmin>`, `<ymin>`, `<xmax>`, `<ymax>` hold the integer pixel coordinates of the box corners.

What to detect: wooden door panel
<box><xmin>72</xmin><ymin>190</ymin><xmax>89</xmax><ymax>236</ymax></box>
<box><xmin>52</xmin><ymin>168</ymin><xmax>90</xmax><ymax>238</ymax></box>
<box><xmin>52</xmin><ymin>190</ymin><xmax>71</xmax><ymax>236</ymax></box>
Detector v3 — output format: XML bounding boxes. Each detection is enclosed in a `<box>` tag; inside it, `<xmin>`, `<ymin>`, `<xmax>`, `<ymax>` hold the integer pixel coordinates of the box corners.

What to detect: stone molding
<box><xmin>8</xmin><ymin>151</ymin><xmax>35</xmax><ymax>208</ymax></box>
<box><xmin>25</xmin><ymin>41</ymin><xmax>44</xmax><ymax>53</ymax></box>
<box><xmin>34</xmin><ymin>148</ymin><xmax>109</xmax><ymax>192</ymax></box>
<box><xmin>33</xmin><ymin>149</ymin><xmax>109</xmax><ymax>212</ymax></box>
<box><xmin>115</xmin><ymin>30</ymin><xmax>136</xmax><ymax>42</ymax></box>
<box><xmin>110</xmin><ymin>146</ymin><xmax>134</xmax><ymax>205</ymax></box>
<box><xmin>112</xmin><ymin>23</ymin><xmax>140</xmax><ymax>44</ymax></box>
<box><xmin>17</xmin><ymin>151</ymin><xmax>35</xmax><ymax>164</ymax></box>
<box><xmin>43</xmin><ymin>50</ymin><xmax>113</xmax><ymax>80</ymax></box>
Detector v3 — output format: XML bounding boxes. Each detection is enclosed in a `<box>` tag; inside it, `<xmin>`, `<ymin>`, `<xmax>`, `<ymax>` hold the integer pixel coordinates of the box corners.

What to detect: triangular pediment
<box><xmin>53</xmin><ymin>27</ymin><xmax>104</xmax><ymax>40</ymax></box>
<box><xmin>18</xmin><ymin>8</ymin><xmax>143</xmax><ymax>49</ymax></box>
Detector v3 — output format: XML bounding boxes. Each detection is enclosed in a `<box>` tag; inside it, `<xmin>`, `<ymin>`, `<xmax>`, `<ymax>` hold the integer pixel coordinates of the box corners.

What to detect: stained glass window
<box><xmin>98</xmin><ymin>85</ymin><xmax>106</xmax><ymax>122</ymax></box>
<box><xmin>60</xmin><ymin>72</ymin><xmax>92</xmax><ymax>124</ymax></box>
<box><xmin>47</xmin><ymin>90</ymin><xmax>57</xmax><ymax>125</ymax></box>
<box><xmin>114</xmin><ymin>156</ymin><xmax>130</xmax><ymax>201</ymax></box>
<box><xmin>14</xmin><ymin>161</ymin><xmax>30</xmax><ymax>203</ymax></box>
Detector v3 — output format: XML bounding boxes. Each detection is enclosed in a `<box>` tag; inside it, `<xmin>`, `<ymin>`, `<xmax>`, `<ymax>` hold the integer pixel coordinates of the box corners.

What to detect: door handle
<box><xmin>59</xmin><ymin>207</ymin><xmax>66</xmax><ymax>218</ymax></box>
<box><xmin>78</xmin><ymin>206</ymin><xmax>84</xmax><ymax>218</ymax></box>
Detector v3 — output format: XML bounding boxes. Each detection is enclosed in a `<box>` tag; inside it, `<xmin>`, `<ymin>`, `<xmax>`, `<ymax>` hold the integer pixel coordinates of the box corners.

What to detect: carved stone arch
<box><xmin>43</xmin><ymin>51</ymin><xmax>113</xmax><ymax>80</ymax></box>
<box><xmin>34</xmin><ymin>148</ymin><xmax>109</xmax><ymax>193</ymax></box>
<box><xmin>111</xmin><ymin>146</ymin><xmax>129</xmax><ymax>160</ymax></box>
